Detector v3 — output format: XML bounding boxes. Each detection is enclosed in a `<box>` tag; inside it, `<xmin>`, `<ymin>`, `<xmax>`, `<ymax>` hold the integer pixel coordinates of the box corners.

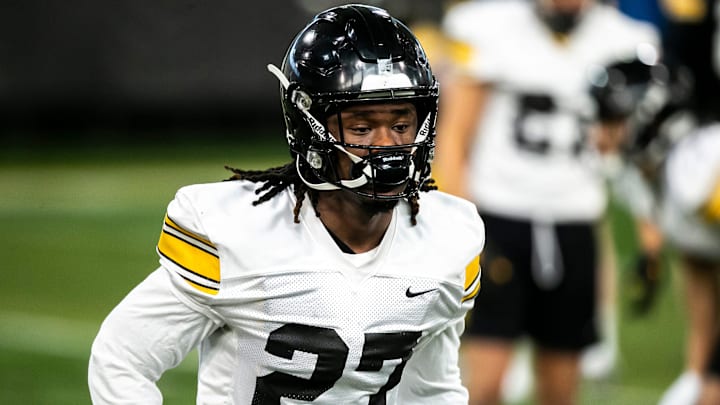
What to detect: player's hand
<box><xmin>628</xmin><ymin>252</ymin><xmax>662</xmax><ymax>316</ymax></box>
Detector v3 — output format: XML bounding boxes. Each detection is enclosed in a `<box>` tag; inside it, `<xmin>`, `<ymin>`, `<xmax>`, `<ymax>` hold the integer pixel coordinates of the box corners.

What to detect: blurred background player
<box><xmin>434</xmin><ymin>0</ymin><xmax>660</xmax><ymax>403</ymax></box>
<box><xmin>594</xmin><ymin>1</ymin><xmax>720</xmax><ymax>404</ymax></box>
<box><xmin>659</xmin><ymin>122</ymin><xmax>720</xmax><ymax>405</ymax></box>
<box><xmin>648</xmin><ymin>1</ymin><xmax>720</xmax><ymax>403</ymax></box>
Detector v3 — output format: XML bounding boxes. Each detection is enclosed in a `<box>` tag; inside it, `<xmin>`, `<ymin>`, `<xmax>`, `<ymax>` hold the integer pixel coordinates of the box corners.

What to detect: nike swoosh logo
<box><xmin>405</xmin><ymin>287</ymin><xmax>438</xmax><ymax>298</ymax></box>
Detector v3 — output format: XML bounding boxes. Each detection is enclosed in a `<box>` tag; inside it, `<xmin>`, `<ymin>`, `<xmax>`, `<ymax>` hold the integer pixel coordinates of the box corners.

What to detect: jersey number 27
<box><xmin>252</xmin><ymin>323</ymin><xmax>421</xmax><ymax>404</ymax></box>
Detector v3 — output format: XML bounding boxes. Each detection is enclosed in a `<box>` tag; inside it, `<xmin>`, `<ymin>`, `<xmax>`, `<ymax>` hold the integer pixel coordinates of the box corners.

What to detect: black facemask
<box><xmin>351</xmin><ymin>151</ymin><xmax>413</xmax><ymax>194</ymax></box>
<box><xmin>539</xmin><ymin>9</ymin><xmax>582</xmax><ymax>34</ymax></box>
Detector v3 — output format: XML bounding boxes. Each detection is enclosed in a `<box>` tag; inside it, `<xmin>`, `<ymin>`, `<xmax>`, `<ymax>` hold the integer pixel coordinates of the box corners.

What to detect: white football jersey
<box><xmin>89</xmin><ymin>180</ymin><xmax>484</xmax><ymax>404</ymax></box>
<box><xmin>660</xmin><ymin>124</ymin><xmax>720</xmax><ymax>259</ymax></box>
<box><xmin>443</xmin><ymin>0</ymin><xmax>660</xmax><ymax>221</ymax></box>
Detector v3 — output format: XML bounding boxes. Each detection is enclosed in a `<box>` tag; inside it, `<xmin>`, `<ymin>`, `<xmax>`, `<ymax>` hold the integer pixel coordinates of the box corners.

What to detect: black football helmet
<box><xmin>268</xmin><ymin>4</ymin><xmax>439</xmax><ymax>200</ymax></box>
<box><xmin>588</xmin><ymin>44</ymin><xmax>696</xmax><ymax>175</ymax></box>
<box><xmin>588</xmin><ymin>48</ymin><xmax>670</xmax><ymax>123</ymax></box>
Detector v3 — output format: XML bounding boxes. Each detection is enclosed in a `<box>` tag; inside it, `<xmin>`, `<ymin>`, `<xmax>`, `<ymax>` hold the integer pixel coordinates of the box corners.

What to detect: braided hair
<box><xmin>225</xmin><ymin>163</ymin><xmax>437</xmax><ymax>226</ymax></box>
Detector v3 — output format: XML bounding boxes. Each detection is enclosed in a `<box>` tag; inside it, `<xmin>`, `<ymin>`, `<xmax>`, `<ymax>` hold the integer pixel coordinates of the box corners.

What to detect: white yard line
<box><xmin>0</xmin><ymin>311</ymin><xmax>97</xmax><ymax>359</ymax></box>
<box><xmin>0</xmin><ymin>311</ymin><xmax>197</xmax><ymax>371</ymax></box>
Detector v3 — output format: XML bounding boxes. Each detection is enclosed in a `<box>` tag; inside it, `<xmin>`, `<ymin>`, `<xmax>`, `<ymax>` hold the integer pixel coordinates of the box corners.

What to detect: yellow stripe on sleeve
<box><xmin>702</xmin><ymin>177</ymin><xmax>720</xmax><ymax>223</ymax></box>
<box><xmin>164</xmin><ymin>215</ymin><xmax>214</xmax><ymax>247</ymax></box>
<box><xmin>462</xmin><ymin>255</ymin><xmax>481</xmax><ymax>302</ymax></box>
<box><xmin>158</xmin><ymin>230</ymin><xmax>220</xmax><ymax>280</ymax></box>
<box><xmin>157</xmin><ymin>216</ymin><xmax>220</xmax><ymax>295</ymax></box>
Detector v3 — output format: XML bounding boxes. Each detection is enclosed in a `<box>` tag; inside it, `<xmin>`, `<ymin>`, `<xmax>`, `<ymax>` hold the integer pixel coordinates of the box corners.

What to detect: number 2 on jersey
<box><xmin>252</xmin><ymin>323</ymin><xmax>421</xmax><ymax>404</ymax></box>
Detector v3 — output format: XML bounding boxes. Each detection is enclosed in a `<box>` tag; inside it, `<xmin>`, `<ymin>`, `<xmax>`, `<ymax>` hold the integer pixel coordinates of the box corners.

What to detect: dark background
<box><xmin>0</xmin><ymin>0</ymin><xmax>444</xmax><ymax>143</ymax></box>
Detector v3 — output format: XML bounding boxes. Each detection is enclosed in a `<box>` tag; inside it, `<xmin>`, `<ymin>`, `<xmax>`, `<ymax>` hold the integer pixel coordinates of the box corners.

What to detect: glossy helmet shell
<box><xmin>277</xmin><ymin>4</ymin><xmax>438</xmax><ymax>199</ymax></box>
<box><xmin>589</xmin><ymin>56</ymin><xmax>669</xmax><ymax>122</ymax></box>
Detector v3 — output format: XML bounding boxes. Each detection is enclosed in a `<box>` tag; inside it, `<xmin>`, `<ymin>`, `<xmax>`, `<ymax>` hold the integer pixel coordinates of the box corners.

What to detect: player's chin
<box><xmin>362</xmin><ymin>181</ymin><xmax>409</xmax><ymax>199</ymax></box>
<box><xmin>359</xmin><ymin>198</ymin><xmax>399</xmax><ymax>215</ymax></box>
<box><xmin>357</xmin><ymin>183</ymin><xmax>408</xmax><ymax>211</ymax></box>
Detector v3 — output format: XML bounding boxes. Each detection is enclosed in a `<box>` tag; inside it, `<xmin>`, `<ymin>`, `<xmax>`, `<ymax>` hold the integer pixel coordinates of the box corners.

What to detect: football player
<box><xmin>650</xmin><ymin>1</ymin><xmax>720</xmax><ymax>403</ymax></box>
<box><xmin>658</xmin><ymin>123</ymin><xmax>720</xmax><ymax>405</ymax></box>
<box><xmin>434</xmin><ymin>0</ymin><xmax>660</xmax><ymax>404</ymax></box>
<box><xmin>88</xmin><ymin>5</ymin><xmax>485</xmax><ymax>404</ymax></box>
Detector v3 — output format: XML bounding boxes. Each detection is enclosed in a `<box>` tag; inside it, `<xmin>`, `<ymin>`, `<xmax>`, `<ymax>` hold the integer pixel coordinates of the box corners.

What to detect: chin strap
<box><xmin>295</xmin><ymin>156</ymin><xmax>369</xmax><ymax>191</ymax></box>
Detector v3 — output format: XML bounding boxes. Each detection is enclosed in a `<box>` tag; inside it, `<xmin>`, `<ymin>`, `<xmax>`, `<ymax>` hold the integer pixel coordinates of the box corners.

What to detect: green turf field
<box><xmin>0</xmin><ymin>139</ymin><xmax>688</xmax><ymax>404</ymax></box>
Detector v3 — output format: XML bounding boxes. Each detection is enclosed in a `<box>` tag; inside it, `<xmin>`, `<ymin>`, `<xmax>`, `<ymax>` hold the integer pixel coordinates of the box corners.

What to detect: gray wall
<box><xmin>0</xmin><ymin>1</ymin><xmax>313</xmax><ymax>132</ymax></box>
<box><xmin>0</xmin><ymin>0</ymin><xmax>443</xmax><ymax>134</ymax></box>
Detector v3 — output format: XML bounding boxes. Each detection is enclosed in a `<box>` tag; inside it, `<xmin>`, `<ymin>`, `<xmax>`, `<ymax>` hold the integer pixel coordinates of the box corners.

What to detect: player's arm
<box><xmin>433</xmin><ymin>3</ymin><xmax>491</xmax><ymax>199</ymax></box>
<box><xmin>395</xmin><ymin>316</ymin><xmax>469</xmax><ymax>403</ymax></box>
<box><xmin>607</xmin><ymin>162</ymin><xmax>665</xmax><ymax>314</ymax></box>
<box><xmin>434</xmin><ymin>76</ymin><xmax>490</xmax><ymax>198</ymax></box>
<box><xmin>88</xmin><ymin>268</ymin><xmax>221</xmax><ymax>404</ymax></box>
<box><xmin>89</xmin><ymin>189</ymin><xmax>223</xmax><ymax>404</ymax></box>
<box><xmin>627</xmin><ymin>217</ymin><xmax>665</xmax><ymax>315</ymax></box>
<box><xmin>395</xmin><ymin>252</ymin><xmax>481</xmax><ymax>403</ymax></box>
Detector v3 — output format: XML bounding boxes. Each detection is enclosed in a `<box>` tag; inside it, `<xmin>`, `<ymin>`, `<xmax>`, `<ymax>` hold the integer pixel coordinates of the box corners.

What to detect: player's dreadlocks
<box><xmin>225</xmin><ymin>163</ymin><xmax>437</xmax><ymax>226</ymax></box>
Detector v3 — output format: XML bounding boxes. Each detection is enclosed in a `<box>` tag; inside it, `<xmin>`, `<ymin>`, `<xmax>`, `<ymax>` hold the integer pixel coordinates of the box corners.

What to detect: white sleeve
<box><xmin>395</xmin><ymin>316</ymin><xmax>469</xmax><ymax>404</ymax></box>
<box><xmin>610</xmin><ymin>161</ymin><xmax>658</xmax><ymax>220</ymax></box>
<box><xmin>665</xmin><ymin>126</ymin><xmax>720</xmax><ymax>212</ymax></box>
<box><xmin>88</xmin><ymin>268</ymin><xmax>221</xmax><ymax>404</ymax></box>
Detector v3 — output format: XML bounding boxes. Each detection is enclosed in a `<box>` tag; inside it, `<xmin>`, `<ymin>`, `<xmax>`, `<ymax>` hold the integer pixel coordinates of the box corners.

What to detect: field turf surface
<box><xmin>0</xmin><ymin>139</ymin><xmax>687</xmax><ymax>404</ymax></box>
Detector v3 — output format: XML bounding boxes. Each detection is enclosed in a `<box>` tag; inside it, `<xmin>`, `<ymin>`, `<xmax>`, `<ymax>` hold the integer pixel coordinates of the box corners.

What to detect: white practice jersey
<box><xmin>443</xmin><ymin>0</ymin><xmax>660</xmax><ymax>221</ymax></box>
<box><xmin>660</xmin><ymin>124</ymin><xmax>720</xmax><ymax>259</ymax></box>
<box><xmin>88</xmin><ymin>180</ymin><xmax>485</xmax><ymax>404</ymax></box>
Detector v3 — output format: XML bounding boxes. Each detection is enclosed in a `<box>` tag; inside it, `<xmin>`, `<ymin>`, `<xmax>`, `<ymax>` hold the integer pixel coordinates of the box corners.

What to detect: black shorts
<box><xmin>466</xmin><ymin>212</ymin><xmax>599</xmax><ymax>351</ymax></box>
